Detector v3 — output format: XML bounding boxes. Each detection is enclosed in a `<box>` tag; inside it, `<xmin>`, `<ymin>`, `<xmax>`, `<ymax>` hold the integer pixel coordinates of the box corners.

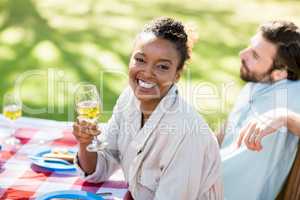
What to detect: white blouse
<box><xmin>75</xmin><ymin>85</ymin><xmax>223</xmax><ymax>200</ymax></box>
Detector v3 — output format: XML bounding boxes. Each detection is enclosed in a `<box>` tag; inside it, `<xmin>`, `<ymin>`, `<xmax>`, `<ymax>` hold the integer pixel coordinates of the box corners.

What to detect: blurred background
<box><xmin>1</xmin><ymin>0</ymin><xmax>300</xmax><ymax>131</ymax></box>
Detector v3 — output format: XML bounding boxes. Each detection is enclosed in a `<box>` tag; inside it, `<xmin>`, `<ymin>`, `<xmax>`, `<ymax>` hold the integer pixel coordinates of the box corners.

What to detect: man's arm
<box><xmin>287</xmin><ymin>111</ymin><xmax>300</xmax><ymax>136</ymax></box>
<box><xmin>237</xmin><ymin>108</ymin><xmax>300</xmax><ymax>151</ymax></box>
<box><xmin>222</xmin><ymin>126</ymin><xmax>298</xmax><ymax>200</ymax></box>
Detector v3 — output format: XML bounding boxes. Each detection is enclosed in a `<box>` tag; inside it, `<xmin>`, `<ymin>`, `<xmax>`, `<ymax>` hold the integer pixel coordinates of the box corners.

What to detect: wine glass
<box><xmin>2</xmin><ymin>91</ymin><xmax>22</xmax><ymax>146</ymax></box>
<box><xmin>75</xmin><ymin>84</ymin><xmax>103</xmax><ymax>152</ymax></box>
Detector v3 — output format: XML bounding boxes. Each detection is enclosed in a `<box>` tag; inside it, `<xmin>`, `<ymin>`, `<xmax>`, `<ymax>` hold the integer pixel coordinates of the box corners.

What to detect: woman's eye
<box><xmin>135</xmin><ymin>57</ymin><xmax>145</xmax><ymax>63</ymax></box>
<box><xmin>157</xmin><ymin>64</ymin><xmax>169</xmax><ymax>71</ymax></box>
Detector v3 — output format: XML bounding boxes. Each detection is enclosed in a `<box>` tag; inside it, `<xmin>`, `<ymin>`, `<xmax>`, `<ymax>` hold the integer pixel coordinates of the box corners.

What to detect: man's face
<box><xmin>239</xmin><ymin>32</ymin><xmax>277</xmax><ymax>82</ymax></box>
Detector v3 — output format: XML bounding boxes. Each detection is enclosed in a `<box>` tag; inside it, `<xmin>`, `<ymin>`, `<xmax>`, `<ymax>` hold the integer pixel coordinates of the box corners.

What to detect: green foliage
<box><xmin>0</xmin><ymin>0</ymin><xmax>299</xmax><ymax>130</ymax></box>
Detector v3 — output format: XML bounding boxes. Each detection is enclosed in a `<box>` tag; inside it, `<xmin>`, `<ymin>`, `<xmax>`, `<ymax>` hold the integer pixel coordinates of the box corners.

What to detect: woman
<box><xmin>73</xmin><ymin>17</ymin><xmax>223</xmax><ymax>200</ymax></box>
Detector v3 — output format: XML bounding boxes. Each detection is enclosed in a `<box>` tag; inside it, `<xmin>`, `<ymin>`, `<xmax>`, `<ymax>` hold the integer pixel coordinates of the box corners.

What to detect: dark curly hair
<box><xmin>141</xmin><ymin>17</ymin><xmax>193</xmax><ymax>70</ymax></box>
<box><xmin>260</xmin><ymin>20</ymin><xmax>300</xmax><ymax>80</ymax></box>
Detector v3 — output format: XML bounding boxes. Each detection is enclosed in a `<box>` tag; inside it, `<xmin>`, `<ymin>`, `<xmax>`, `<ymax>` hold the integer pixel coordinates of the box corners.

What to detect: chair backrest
<box><xmin>276</xmin><ymin>141</ymin><xmax>300</xmax><ymax>199</ymax></box>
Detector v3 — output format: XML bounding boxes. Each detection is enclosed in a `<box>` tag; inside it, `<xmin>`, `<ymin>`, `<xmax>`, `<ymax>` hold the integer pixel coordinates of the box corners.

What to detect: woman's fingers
<box><xmin>72</xmin><ymin>119</ymin><xmax>100</xmax><ymax>144</ymax></box>
<box><xmin>73</xmin><ymin>123</ymin><xmax>92</xmax><ymax>140</ymax></box>
<box><xmin>77</xmin><ymin>119</ymin><xmax>101</xmax><ymax>136</ymax></box>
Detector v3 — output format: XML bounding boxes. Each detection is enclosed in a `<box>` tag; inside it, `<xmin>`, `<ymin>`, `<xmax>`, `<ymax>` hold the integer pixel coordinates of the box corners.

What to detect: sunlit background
<box><xmin>1</xmin><ymin>0</ymin><xmax>300</xmax><ymax>130</ymax></box>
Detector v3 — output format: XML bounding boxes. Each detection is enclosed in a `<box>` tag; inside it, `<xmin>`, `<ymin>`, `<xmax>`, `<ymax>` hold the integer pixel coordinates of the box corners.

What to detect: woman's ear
<box><xmin>175</xmin><ymin>69</ymin><xmax>182</xmax><ymax>82</ymax></box>
<box><xmin>271</xmin><ymin>69</ymin><xmax>288</xmax><ymax>81</ymax></box>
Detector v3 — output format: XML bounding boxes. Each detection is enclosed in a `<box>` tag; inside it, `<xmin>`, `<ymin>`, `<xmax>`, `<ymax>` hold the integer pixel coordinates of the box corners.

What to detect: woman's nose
<box><xmin>143</xmin><ymin>64</ymin><xmax>154</xmax><ymax>77</ymax></box>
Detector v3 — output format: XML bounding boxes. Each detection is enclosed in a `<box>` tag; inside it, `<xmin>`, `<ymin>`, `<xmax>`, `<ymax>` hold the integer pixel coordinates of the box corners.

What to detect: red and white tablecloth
<box><xmin>0</xmin><ymin>115</ymin><xmax>128</xmax><ymax>200</ymax></box>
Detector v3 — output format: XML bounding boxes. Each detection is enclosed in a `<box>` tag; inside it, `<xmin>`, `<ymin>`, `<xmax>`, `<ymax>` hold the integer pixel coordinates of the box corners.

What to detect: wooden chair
<box><xmin>276</xmin><ymin>141</ymin><xmax>300</xmax><ymax>200</ymax></box>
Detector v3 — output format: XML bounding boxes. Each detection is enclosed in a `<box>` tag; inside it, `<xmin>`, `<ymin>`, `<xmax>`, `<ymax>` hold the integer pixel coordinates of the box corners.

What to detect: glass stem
<box><xmin>93</xmin><ymin>136</ymin><xmax>100</xmax><ymax>145</ymax></box>
<box><xmin>11</xmin><ymin>121</ymin><xmax>17</xmax><ymax>138</ymax></box>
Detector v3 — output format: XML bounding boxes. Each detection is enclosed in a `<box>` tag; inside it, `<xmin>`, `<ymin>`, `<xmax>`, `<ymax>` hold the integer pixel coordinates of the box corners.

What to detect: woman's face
<box><xmin>129</xmin><ymin>33</ymin><xmax>181</xmax><ymax>106</ymax></box>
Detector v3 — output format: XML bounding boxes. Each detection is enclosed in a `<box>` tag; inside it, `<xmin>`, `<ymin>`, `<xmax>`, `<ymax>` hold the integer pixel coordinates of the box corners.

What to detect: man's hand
<box><xmin>236</xmin><ymin>108</ymin><xmax>287</xmax><ymax>151</ymax></box>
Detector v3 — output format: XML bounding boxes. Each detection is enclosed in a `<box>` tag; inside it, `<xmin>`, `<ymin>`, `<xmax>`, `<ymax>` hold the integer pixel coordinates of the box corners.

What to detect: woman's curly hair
<box><xmin>141</xmin><ymin>17</ymin><xmax>197</xmax><ymax>70</ymax></box>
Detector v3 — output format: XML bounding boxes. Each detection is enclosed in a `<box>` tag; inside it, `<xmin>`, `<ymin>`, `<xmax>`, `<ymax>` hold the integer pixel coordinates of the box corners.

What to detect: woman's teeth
<box><xmin>138</xmin><ymin>79</ymin><xmax>156</xmax><ymax>89</ymax></box>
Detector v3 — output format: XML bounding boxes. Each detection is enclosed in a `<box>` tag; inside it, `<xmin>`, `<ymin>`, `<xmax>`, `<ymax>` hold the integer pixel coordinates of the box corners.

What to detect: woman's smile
<box><xmin>137</xmin><ymin>79</ymin><xmax>157</xmax><ymax>89</ymax></box>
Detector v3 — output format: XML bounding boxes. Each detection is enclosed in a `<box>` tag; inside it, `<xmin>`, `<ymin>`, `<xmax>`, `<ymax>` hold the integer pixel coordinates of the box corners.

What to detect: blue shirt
<box><xmin>221</xmin><ymin>79</ymin><xmax>300</xmax><ymax>200</ymax></box>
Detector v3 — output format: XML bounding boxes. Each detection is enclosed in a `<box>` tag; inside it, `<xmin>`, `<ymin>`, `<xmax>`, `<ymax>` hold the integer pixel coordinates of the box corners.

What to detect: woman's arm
<box><xmin>78</xmin><ymin>145</ymin><xmax>98</xmax><ymax>174</ymax></box>
<box><xmin>73</xmin><ymin>114</ymin><xmax>121</xmax><ymax>182</ymax></box>
<box><xmin>72</xmin><ymin>88</ymin><xmax>130</xmax><ymax>181</ymax></box>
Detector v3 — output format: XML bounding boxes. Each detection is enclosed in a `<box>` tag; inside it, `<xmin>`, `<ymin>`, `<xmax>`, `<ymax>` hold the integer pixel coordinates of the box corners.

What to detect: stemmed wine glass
<box><xmin>2</xmin><ymin>91</ymin><xmax>22</xmax><ymax>146</ymax></box>
<box><xmin>75</xmin><ymin>84</ymin><xmax>103</xmax><ymax>152</ymax></box>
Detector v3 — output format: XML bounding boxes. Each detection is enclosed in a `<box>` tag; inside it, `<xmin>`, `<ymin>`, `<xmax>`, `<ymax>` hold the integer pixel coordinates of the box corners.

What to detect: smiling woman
<box><xmin>72</xmin><ymin>17</ymin><xmax>223</xmax><ymax>200</ymax></box>
<box><xmin>128</xmin><ymin>18</ymin><xmax>196</xmax><ymax>122</ymax></box>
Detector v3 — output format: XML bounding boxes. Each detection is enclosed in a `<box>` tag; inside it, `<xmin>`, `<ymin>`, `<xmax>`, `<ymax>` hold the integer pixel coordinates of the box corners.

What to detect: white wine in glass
<box><xmin>2</xmin><ymin>91</ymin><xmax>22</xmax><ymax>146</ymax></box>
<box><xmin>77</xmin><ymin>100</ymin><xmax>100</xmax><ymax>120</ymax></box>
<box><xmin>3</xmin><ymin>105</ymin><xmax>22</xmax><ymax>121</ymax></box>
<box><xmin>75</xmin><ymin>84</ymin><xmax>103</xmax><ymax>152</ymax></box>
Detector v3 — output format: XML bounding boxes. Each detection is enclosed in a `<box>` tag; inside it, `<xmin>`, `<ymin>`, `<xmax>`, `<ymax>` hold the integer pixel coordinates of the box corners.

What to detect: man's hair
<box><xmin>260</xmin><ymin>20</ymin><xmax>300</xmax><ymax>80</ymax></box>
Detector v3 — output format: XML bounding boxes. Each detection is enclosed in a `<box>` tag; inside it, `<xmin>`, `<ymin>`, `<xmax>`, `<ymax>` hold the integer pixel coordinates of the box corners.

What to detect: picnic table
<box><xmin>0</xmin><ymin>115</ymin><xmax>128</xmax><ymax>200</ymax></box>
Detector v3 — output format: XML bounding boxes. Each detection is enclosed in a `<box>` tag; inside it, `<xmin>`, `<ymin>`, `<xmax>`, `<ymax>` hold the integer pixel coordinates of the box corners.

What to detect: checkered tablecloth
<box><xmin>0</xmin><ymin>115</ymin><xmax>128</xmax><ymax>200</ymax></box>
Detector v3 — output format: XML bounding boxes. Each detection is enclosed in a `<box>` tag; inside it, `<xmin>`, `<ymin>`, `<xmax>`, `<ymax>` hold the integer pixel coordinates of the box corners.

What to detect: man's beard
<box><xmin>240</xmin><ymin>60</ymin><xmax>273</xmax><ymax>83</ymax></box>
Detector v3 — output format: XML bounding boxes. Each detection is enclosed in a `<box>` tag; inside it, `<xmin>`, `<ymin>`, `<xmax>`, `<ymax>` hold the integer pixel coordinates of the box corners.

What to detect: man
<box><xmin>219</xmin><ymin>20</ymin><xmax>300</xmax><ymax>200</ymax></box>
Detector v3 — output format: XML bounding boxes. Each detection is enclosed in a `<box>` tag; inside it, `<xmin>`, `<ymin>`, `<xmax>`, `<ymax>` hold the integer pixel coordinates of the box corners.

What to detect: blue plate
<box><xmin>36</xmin><ymin>190</ymin><xmax>104</xmax><ymax>200</ymax></box>
<box><xmin>30</xmin><ymin>147</ymin><xmax>76</xmax><ymax>171</ymax></box>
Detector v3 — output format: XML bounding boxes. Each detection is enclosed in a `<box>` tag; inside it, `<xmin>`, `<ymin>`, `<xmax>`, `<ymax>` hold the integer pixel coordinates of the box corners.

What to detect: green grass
<box><xmin>1</xmin><ymin>0</ymin><xmax>300</xmax><ymax>131</ymax></box>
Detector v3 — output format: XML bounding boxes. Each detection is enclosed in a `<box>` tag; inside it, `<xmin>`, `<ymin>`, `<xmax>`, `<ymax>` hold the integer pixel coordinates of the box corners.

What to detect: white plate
<box><xmin>30</xmin><ymin>147</ymin><xmax>76</xmax><ymax>171</ymax></box>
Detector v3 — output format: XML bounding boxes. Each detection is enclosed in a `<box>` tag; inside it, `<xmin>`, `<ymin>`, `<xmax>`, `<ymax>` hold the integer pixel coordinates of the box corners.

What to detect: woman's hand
<box><xmin>236</xmin><ymin>108</ymin><xmax>288</xmax><ymax>151</ymax></box>
<box><xmin>73</xmin><ymin>118</ymin><xmax>101</xmax><ymax>146</ymax></box>
<box><xmin>72</xmin><ymin>118</ymin><xmax>100</xmax><ymax>174</ymax></box>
